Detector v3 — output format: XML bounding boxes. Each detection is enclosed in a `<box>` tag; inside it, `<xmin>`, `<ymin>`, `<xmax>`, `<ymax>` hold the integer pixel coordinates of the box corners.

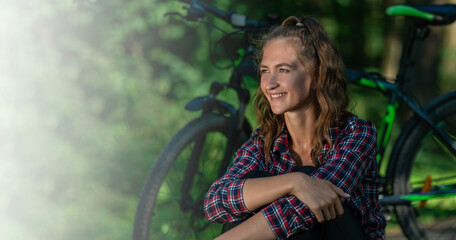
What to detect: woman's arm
<box><xmin>215</xmin><ymin>173</ymin><xmax>349</xmax><ymax>240</ymax></box>
<box><xmin>215</xmin><ymin>211</ymin><xmax>276</xmax><ymax>240</ymax></box>
<box><xmin>242</xmin><ymin>173</ymin><xmax>293</xmax><ymax>211</ymax></box>
<box><xmin>213</xmin><ymin>172</ymin><xmax>348</xmax><ymax>240</ymax></box>
<box><xmin>243</xmin><ymin>172</ymin><xmax>349</xmax><ymax>222</ymax></box>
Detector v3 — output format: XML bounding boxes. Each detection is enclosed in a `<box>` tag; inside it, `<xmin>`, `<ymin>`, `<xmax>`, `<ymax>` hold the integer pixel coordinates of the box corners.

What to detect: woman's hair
<box><xmin>254</xmin><ymin>16</ymin><xmax>351</xmax><ymax>166</ymax></box>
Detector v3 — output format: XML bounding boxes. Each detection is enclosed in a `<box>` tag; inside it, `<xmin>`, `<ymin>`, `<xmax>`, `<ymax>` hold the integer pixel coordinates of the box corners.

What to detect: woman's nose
<box><xmin>265</xmin><ymin>73</ymin><xmax>279</xmax><ymax>90</ymax></box>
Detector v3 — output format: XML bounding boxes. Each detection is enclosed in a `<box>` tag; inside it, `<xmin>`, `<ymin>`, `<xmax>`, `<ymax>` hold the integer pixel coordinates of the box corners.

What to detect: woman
<box><xmin>204</xmin><ymin>16</ymin><xmax>386</xmax><ymax>240</ymax></box>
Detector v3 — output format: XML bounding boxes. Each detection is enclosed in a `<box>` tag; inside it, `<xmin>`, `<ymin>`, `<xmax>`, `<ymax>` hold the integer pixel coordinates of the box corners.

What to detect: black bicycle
<box><xmin>133</xmin><ymin>2</ymin><xmax>456</xmax><ymax>240</ymax></box>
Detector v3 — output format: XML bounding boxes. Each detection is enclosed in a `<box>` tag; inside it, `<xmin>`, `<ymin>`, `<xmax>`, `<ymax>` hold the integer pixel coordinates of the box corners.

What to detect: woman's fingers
<box><xmin>326</xmin><ymin>182</ymin><xmax>347</xmax><ymax>219</ymax></box>
<box><xmin>329</xmin><ymin>203</ymin><xmax>337</xmax><ymax>220</ymax></box>
<box><xmin>329</xmin><ymin>182</ymin><xmax>350</xmax><ymax>199</ymax></box>
<box><xmin>314</xmin><ymin>209</ymin><xmax>324</xmax><ymax>223</ymax></box>
<box><xmin>335</xmin><ymin>199</ymin><xmax>344</xmax><ymax>218</ymax></box>
<box><xmin>322</xmin><ymin>207</ymin><xmax>332</xmax><ymax>221</ymax></box>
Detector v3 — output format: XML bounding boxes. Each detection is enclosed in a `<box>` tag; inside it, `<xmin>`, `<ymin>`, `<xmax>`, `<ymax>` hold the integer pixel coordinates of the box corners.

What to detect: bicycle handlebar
<box><xmin>171</xmin><ymin>0</ymin><xmax>270</xmax><ymax>29</ymax></box>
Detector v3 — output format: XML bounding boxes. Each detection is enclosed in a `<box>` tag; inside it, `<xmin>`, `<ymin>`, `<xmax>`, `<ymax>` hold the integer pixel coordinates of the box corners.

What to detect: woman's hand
<box><xmin>289</xmin><ymin>172</ymin><xmax>350</xmax><ymax>223</ymax></box>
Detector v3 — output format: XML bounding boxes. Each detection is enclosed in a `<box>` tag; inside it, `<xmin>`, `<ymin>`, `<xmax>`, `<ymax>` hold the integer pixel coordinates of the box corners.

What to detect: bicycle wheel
<box><xmin>133</xmin><ymin>114</ymin><xmax>250</xmax><ymax>240</ymax></box>
<box><xmin>392</xmin><ymin>96</ymin><xmax>456</xmax><ymax>239</ymax></box>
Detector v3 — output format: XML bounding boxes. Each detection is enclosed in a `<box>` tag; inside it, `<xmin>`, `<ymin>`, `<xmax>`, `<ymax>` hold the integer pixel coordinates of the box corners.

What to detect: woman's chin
<box><xmin>271</xmin><ymin>108</ymin><xmax>285</xmax><ymax>115</ymax></box>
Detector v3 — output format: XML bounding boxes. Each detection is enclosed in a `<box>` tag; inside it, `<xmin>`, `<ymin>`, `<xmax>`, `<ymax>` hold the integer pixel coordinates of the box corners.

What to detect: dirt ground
<box><xmin>384</xmin><ymin>216</ymin><xmax>456</xmax><ymax>240</ymax></box>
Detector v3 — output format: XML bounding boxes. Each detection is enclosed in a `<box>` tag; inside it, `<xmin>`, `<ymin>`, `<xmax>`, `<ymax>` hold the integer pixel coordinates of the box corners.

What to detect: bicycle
<box><xmin>133</xmin><ymin>1</ymin><xmax>271</xmax><ymax>239</ymax></box>
<box><xmin>132</xmin><ymin>2</ymin><xmax>456</xmax><ymax>240</ymax></box>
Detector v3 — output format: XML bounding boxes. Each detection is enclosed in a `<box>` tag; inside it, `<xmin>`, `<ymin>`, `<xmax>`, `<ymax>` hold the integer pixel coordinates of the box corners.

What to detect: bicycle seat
<box><xmin>387</xmin><ymin>4</ymin><xmax>456</xmax><ymax>25</ymax></box>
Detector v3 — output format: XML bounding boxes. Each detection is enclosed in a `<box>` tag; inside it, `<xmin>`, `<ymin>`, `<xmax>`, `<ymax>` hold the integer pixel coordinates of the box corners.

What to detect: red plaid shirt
<box><xmin>204</xmin><ymin>115</ymin><xmax>386</xmax><ymax>239</ymax></box>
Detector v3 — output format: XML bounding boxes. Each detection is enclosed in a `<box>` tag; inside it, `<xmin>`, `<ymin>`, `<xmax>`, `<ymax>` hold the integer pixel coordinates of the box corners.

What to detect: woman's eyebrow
<box><xmin>260</xmin><ymin>62</ymin><xmax>296</xmax><ymax>68</ymax></box>
<box><xmin>276</xmin><ymin>63</ymin><xmax>295</xmax><ymax>68</ymax></box>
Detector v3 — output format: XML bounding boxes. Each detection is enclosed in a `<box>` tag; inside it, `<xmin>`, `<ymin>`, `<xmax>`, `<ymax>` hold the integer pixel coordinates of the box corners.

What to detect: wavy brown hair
<box><xmin>254</xmin><ymin>16</ymin><xmax>351</xmax><ymax>166</ymax></box>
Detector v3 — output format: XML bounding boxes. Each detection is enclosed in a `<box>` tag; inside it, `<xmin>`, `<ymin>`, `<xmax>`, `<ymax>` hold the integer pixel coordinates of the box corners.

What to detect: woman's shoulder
<box><xmin>250</xmin><ymin>127</ymin><xmax>265</xmax><ymax>140</ymax></box>
<box><xmin>238</xmin><ymin>127</ymin><xmax>264</xmax><ymax>151</ymax></box>
<box><xmin>234</xmin><ymin>127</ymin><xmax>266</xmax><ymax>161</ymax></box>
<box><xmin>342</xmin><ymin>114</ymin><xmax>377</xmax><ymax>134</ymax></box>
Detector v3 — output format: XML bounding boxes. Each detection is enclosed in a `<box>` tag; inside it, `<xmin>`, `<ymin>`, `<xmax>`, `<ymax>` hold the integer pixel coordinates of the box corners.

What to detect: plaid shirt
<box><xmin>204</xmin><ymin>115</ymin><xmax>386</xmax><ymax>239</ymax></box>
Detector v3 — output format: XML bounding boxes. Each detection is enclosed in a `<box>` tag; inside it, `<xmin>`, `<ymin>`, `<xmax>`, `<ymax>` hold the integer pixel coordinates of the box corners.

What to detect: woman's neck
<box><xmin>284</xmin><ymin>106</ymin><xmax>317</xmax><ymax>166</ymax></box>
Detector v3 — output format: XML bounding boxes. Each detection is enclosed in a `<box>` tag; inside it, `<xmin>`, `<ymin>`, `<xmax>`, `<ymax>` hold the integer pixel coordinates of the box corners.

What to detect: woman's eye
<box><xmin>279</xmin><ymin>68</ymin><xmax>289</xmax><ymax>73</ymax></box>
<box><xmin>260</xmin><ymin>69</ymin><xmax>269</xmax><ymax>74</ymax></box>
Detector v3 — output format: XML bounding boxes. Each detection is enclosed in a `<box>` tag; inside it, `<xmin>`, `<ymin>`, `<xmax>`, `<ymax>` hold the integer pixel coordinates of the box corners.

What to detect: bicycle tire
<box><xmin>392</xmin><ymin>95</ymin><xmax>456</xmax><ymax>240</ymax></box>
<box><xmin>132</xmin><ymin>114</ymin><xmax>250</xmax><ymax>240</ymax></box>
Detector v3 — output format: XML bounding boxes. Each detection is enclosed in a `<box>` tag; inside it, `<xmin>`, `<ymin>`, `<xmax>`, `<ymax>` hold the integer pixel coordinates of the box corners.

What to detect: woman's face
<box><xmin>260</xmin><ymin>38</ymin><xmax>314</xmax><ymax>115</ymax></box>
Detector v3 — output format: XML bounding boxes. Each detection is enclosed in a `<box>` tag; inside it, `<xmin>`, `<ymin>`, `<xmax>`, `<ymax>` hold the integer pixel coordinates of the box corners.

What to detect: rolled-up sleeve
<box><xmin>261</xmin><ymin>195</ymin><xmax>316</xmax><ymax>239</ymax></box>
<box><xmin>204</xmin><ymin>136</ymin><xmax>264</xmax><ymax>223</ymax></box>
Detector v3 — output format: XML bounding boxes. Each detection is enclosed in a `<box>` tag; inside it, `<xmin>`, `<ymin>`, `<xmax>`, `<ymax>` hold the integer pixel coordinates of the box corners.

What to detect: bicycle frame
<box><xmin>352</xmin><ymin>77</ymin><xmax>456</xmax><ymax>165</ymax></box>
<box><xmin>351</xmin><ymin>75</ymin><xmax>456</xmax><ymax>204</ymax></box>
<box><xmin>348</xmin><ymin>14</ymin><xmax>456</xmax><ymax>205</ymax></box>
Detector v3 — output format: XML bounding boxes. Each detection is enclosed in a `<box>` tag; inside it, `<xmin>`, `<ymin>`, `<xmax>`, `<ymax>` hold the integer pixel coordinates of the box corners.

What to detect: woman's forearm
<box><xmin>243</xmin><ymin>172</ymin><xmax>349</xmax><ymax>223</ymax></box>
<box><xmin>242</xmin><ymin>173</ymin><xmax>297</xmax><ymax>211</ymax></box>
<box><xmin>215</xmin><ymin>211</ymin><xmax>276</xmax><ymax>240</ymax></box>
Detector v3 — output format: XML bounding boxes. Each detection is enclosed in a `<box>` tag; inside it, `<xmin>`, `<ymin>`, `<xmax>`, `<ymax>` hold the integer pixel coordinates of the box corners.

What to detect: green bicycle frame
<box><xmin>354</xmin><ymin>77</ymin><xmax>398</xmax><ymax>165</ymax></box>
<box><xmin>354</xmin><ymin>75</ymin><xmax>456</xmax><ymax>204</ymax></box>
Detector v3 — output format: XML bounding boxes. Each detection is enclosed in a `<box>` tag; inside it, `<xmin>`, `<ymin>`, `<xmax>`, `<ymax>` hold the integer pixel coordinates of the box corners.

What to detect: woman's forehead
<box><xmin>261</xmin><ymin>39</ymin><xmax>302</xmax><ymax>66</ymax></box>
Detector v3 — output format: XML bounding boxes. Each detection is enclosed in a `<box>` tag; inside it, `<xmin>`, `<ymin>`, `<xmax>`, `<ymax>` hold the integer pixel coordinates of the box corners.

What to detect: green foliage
<box><xmin>2</xmin><ymin>0</ymin><xmax>455</xmax><ymax>239</ymax></box>
<box><xmin>0</xmin><ymin>0</ymin><xmax>209</xmax><ymax>239</ymax></box>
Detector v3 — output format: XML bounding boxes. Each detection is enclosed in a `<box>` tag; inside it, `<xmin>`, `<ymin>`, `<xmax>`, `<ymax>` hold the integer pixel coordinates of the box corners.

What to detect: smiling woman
<box><xmin>204</xmin><ymin>16</ymin><xmax>386</xmax><ymax>240</ymax></box>
<box><xmin>259</xmin><ymin>39</ymin><xmax>313</xmax><ymax>117</ymax></box>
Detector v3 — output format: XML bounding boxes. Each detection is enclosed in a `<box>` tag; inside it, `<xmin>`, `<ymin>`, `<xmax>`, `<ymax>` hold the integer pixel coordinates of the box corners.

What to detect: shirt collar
<box><xmin>271</xmin><ymin>121</ymin><xmax>341</xmax><ymax>155</ymax></box>
<box><xmin>271</xmin><ymin>123</ymin><xmax>290</xmax><ymax>154</ymax></box>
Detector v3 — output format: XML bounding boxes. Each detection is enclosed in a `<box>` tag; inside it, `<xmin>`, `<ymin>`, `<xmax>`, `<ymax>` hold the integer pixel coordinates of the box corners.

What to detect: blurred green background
<box><xmin>1</xmin><ymin>0</ymin><xmax>456</xmax><ymax>239</ymax></box>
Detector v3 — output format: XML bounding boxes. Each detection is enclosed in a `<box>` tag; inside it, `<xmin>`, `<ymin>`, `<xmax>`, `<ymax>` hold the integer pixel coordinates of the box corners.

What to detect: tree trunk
<box><xmin>404</xmin><ymin>0</ymin><xmax>444</xmax><ymax>106</ymax></box>
<box><xmin>382</xmin><ymin>0</ymin><xmax>402</xmax><ymax>80</ymax></box>
<box><xmin>440</xmin><ymin>0</ymin><xmax>456</xmax><ymax>92</ymax></box>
